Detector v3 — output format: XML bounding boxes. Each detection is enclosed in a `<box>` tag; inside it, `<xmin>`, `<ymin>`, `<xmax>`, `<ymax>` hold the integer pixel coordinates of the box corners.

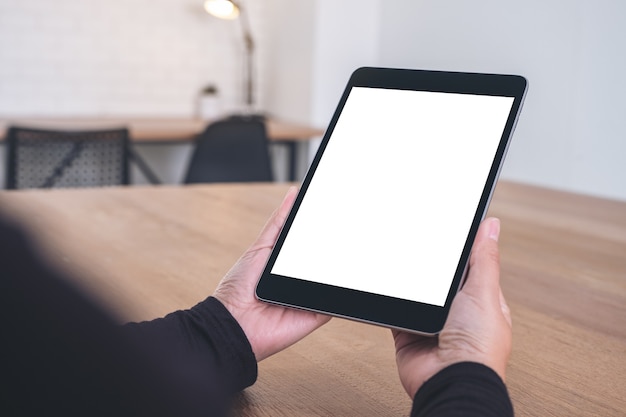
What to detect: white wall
<box><xmin>309</xmin><ymin>0</ymin><xmax>381</xmax><ymax>129</ymax></box>
<box><xmin>0</xmin><ymin>0</ymin><xmax>264</xmax><ymax>116</ymax></box>
<box><xmin>301</xmin><ymin>0</ymin><xmax>381</xmax><ymax>174</ymax></box>
<box><xmin>258</xmin><ymin>0</ymin><xmax>382</xmax><ymax>129</ymax></box>
<box><xmin>374</xmin><ymin>0</ymin><xmax>626</xmax><ymax>201</ymax></box>
<box><xmin>262</xmin><ymin>0</ymin><xmax>316</xmax><ymax>124</ymax></box>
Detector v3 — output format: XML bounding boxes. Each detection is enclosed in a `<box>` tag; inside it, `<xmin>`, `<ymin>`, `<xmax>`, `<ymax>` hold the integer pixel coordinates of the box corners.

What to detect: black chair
<box><xmin>5</xmin><ymin>126</ymin><xmax>131</xmax><ymax>189</ymax></box>
<box><xmin>184</xmin><ymin>116</ymin><xmax>274</xmax><ymax>184</ymax></box>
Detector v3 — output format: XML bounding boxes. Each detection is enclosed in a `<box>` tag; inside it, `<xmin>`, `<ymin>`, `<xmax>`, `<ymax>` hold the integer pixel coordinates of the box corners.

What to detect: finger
<box><xmin>277</xmin><ymin>186</ymin><xmax>298</xmax><ymax>219</ymax></box>
<box><xmin>254</xmin><ymin>186</ymin><xmax>298</xmax><ymax>248</ymax></box>
<box><xmin>314</xmin><ymin>313</ymin><xmax>332</xmax><ymax>327</ymax></box>
<box><xmin>462</xmin><ymin>217</ymin><xmax>501</xmax><ymax>305</ymax></box>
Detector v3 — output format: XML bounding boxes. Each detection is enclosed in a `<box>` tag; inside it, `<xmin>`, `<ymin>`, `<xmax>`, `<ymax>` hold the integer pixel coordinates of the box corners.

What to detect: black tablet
<box><xmin>256</xmin><ymin>67</ymin><xmax>527</xmax><ymax>334</ymax></box>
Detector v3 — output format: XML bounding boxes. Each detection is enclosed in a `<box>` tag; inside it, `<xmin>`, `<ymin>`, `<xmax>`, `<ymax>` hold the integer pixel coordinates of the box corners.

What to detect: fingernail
<box><xmin>488</xmin><ymin>218</ymin><xmax>501</xmax><ymax>242</ymax></box>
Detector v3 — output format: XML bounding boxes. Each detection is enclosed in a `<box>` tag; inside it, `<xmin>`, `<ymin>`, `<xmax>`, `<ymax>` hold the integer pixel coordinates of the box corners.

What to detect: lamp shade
<box><xmin>204</xmin><ymin>0</ymin><xmax>240</xmax><ymax>20</ymax></box>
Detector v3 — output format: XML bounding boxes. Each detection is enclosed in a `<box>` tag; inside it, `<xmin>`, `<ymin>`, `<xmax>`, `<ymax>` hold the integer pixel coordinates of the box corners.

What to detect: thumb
<box><xmin>253</xmin><ymin>186</ymin><xmax>298</xmax><ymax>249</ymax></box>
<box><xmin>461</xmin><ymin>217</ymin><xmax>502</xmax><ymax>306</ymax></box>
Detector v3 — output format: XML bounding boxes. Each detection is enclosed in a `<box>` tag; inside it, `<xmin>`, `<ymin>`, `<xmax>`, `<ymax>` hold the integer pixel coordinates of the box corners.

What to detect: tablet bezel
<box><xmin>256</xmin><ymin>67</ymin><xmax>527</xmax><ymax>334</ymax></box>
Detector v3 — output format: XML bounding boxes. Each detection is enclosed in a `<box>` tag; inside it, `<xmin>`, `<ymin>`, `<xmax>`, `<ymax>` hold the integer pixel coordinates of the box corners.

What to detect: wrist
<box><xmin>212</xmin><ymin>293</ymin><xmax>265</xmax><ymax>361</ymax></box>
<box><xmin>438</xmin><ymin>352</ymin><xmax>507</xmax><ymax>383</ymax></box>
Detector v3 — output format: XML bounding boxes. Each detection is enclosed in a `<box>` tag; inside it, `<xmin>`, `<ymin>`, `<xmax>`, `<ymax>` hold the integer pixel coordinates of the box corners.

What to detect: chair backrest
<box><xmin>5</xmin><ymin>126</ymin><xmax>130</xmax><ymax>189</ymax></box>
<box><xmin>184</xmin><ymin>116</ymin><xmax>273</xmax><ymax>184</ymax></box>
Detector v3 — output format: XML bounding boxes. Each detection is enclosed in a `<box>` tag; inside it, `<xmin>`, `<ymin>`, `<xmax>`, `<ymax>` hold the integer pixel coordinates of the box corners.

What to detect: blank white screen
<box><xmin>271</xmin><ymin>87</ymin><xmax>514</xmax><ymax>307</ymax></box>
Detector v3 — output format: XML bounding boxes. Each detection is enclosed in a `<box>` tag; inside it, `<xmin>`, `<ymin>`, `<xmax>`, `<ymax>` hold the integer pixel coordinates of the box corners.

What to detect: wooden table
<box><xmin>0</xmin><ymin>181</ymin><xmax>624</xmax><ymax>416</ymax></box>
<box><xmin>0</xmin><ymin>117</ymin><xmax>326</xmax><ymax>181</ymax></box>
<box><xmin>0</xmin><ymin>117</ymin><xmax>324</xmax><ymax>143</ymax></box>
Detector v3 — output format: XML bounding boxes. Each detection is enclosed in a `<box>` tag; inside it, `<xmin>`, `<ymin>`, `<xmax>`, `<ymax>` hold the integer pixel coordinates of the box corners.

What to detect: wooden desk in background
<box><xmin>0</xmin><ymin>117</ymin><xmax>325</xmax><ymax>181</ymax></box>
<box><xmin>0</xmin><ymin>181</ymin><xmax>624</xmax><ymax>416</ymax></box>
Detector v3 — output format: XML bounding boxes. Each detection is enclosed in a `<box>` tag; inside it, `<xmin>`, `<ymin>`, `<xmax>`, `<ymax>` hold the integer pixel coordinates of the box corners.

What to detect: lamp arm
<box><xmin>238</xmin><ymin>4</ymin><xmax>254</xmax><ymax>52</ymax></box>
<box><xmin>235</xmin><ymin>1</ymin><xmax>255</xmax><ymax>107</ymax></box>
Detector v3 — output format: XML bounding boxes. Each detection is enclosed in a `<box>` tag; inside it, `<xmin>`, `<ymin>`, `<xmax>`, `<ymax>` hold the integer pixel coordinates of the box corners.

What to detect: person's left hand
<box><xmin>213</xmin><ymin>187</ymin><xmax>331</xmax><ymax>361</ymax></box>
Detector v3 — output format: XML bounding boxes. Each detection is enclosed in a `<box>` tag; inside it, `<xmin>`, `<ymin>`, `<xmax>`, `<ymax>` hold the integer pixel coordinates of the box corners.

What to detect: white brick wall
<box><xmin>0</xmin><ymin>0</ymin><xmax>268</xmax><ymax>116</ymax></box>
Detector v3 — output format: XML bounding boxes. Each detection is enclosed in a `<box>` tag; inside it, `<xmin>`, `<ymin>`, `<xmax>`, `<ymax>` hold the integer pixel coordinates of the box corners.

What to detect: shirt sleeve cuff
<box><xmin>190</xmin><ymin>296</ymin><xmax>258</xmax><ymax>392</ymax></box>
<box><xmin>411</xmin><ymin>362</ymin><xmax>514</xmax><ymax>417</ymax></box>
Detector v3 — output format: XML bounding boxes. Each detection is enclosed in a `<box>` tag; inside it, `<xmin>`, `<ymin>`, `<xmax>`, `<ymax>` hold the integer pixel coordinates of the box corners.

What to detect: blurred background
<box><xmin>0</xmin><ymin>0</ymin><xmax>624</xmax><ymax>200</ymax></box>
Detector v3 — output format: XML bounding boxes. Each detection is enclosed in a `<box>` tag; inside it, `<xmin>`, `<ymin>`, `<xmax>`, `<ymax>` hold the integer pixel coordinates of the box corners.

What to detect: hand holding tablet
<box><xmin>392</xmin><ymin>216</ymin><xmax>513</xmax><ymax>398</ymax></box>
<box><xmin>256</xmin><ymin>67</ymin><xmax>527</xmax><ymax>334</ymax></box>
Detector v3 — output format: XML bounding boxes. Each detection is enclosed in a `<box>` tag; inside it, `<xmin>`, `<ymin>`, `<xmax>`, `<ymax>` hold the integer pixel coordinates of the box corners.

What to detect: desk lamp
<box><xmin>204</xmin><ymin>0</ymin><xmax>258</xmax><ymax>116</ymax></box>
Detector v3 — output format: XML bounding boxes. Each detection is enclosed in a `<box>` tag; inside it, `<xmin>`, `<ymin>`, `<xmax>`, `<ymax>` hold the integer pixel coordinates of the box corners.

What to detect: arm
<box><xmin>123</xmin><ymin>296</ymin><xmax>258</xmax><ymax>394</ymax></box>
<box><xmin>0</xmin><ymin>215</ymin><xmax>228</xmax><ymax>417</ymax></box>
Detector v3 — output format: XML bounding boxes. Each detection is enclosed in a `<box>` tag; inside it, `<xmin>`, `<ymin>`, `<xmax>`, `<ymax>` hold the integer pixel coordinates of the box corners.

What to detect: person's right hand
<box><xmin>392</xmin><ymin>217</ymin><xmax>512</xmax><ymax>399</ymax></box>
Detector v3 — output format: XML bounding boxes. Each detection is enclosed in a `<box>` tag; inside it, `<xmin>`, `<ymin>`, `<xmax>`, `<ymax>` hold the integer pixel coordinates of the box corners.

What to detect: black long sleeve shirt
<box><xmin>0</xmin><ymin>214</ymin><xmax>513</xmax><ymax>416</ymax></box>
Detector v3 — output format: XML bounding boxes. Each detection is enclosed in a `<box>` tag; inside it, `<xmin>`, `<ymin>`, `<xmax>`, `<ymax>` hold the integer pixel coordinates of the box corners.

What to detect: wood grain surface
<box><xmin>0</xmin><ymin>181</ymin><xmax>624</xmax><ymax>416</ymax></box>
